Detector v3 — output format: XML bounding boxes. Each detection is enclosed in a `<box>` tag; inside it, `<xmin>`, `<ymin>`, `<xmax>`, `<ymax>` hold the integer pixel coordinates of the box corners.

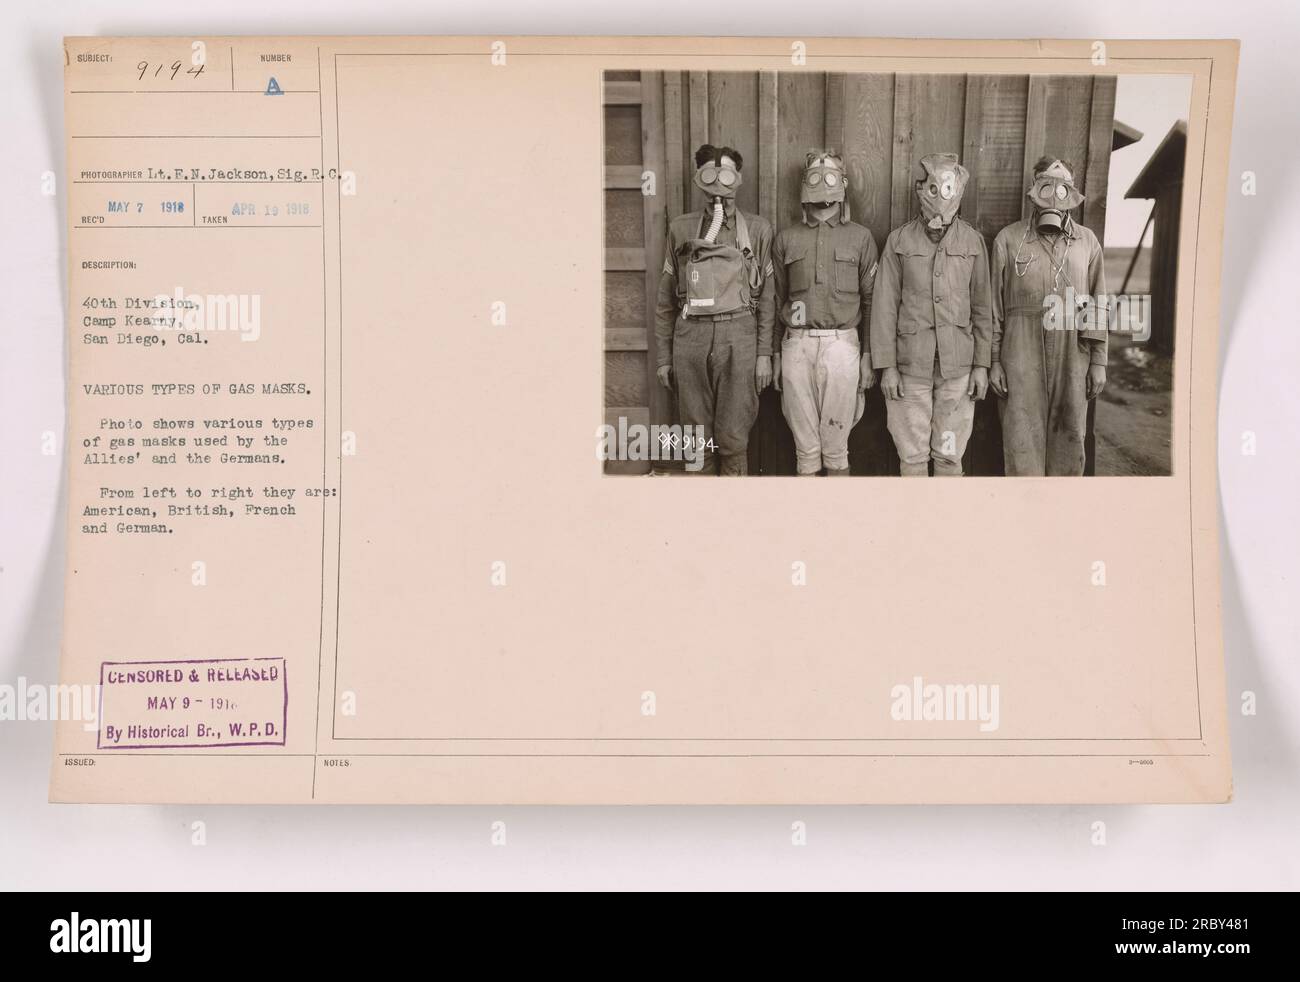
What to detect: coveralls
<box><xmin>991</xmin><ymin>216</ymin><xmax>1107</xmax><ymax>476</ymax></box>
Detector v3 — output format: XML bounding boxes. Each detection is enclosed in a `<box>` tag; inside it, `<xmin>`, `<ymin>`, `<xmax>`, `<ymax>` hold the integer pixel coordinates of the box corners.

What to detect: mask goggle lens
<box><xmin>805</xmin><ymin>169</ymin><xmax>841</xmax><ymax>188</ymax></box>
<box><xmin>1033</xmin><ymin>179</ymin><xmax>1071</xmax><ymax>206</ymax></box>
<box><xmin>919</xmin><ymin>173</ymin><xmax>958</xmax><ymax>200</ymax></box>
<box><xmin>700</xmin><ymin>166</ymin><xmax>737</xmax><ymax>187</ymax></box>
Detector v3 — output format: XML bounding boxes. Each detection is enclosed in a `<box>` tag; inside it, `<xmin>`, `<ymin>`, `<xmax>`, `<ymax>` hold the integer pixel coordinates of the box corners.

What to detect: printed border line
<box><xmin>63</xmin><ymin>751</ymin><xmax>1211</xmax><ymax>759</ymax></box>
<box><xmin>323</xmin><ymin>51</ymin><xmax>1217</xmax><ymax>754</ymax></box>
<box><xmin>1189</xmin><ymin>61</ymin><xmax>1211</xmax><ymax>742</ymax></box>
<box><xmin>330</xmin><ymin>51</ymin><xmax>344</xmax><ymax>747</ymax></box>
<box><xmin>69</xmin><ymin>90</ymin><xmax>321</xmax><ymax>94</ymax></box>
<box><xmin>326</xmin><ymin>735</ymin><xmax>1207</xmax><ymax>742</ymax></box>
<box><xmin>336</xmin><ymin>53</ymin><xmax>1212</xmax><ymax>63</ymax></box>
<box><xmin>313</xmin><ymin>45</ymin><xmax>329</xmax><ymax>800</ymax></box>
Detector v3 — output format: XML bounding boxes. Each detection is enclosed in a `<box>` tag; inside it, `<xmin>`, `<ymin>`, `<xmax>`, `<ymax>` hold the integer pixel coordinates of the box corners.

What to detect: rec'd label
<box><xmin>97</xmin><ymin>657</ymin><xmax>287</xmax><ymax>749</ymax></box>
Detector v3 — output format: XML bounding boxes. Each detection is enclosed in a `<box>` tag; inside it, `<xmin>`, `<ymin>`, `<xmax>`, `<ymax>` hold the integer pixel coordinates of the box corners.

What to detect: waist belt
<box><xmin>786</xmin><ymin>325</ymin><xmax>857</xmax><ymax>338</ymax></box>
<box><xmin>686</xmin><ymin>309</ymin><xmax>753</xmax><ymax>323</ymax></box>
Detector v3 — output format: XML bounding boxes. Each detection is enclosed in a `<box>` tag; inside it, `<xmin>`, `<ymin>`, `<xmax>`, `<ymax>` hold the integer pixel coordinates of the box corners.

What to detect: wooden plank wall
<box><xmin>602</xmin><ymin>72</ymin><xmax>653</xmax><ymax>473</ymax></box>
<box><xmin>1148</xmin><ymin>182</ymin><xmax>1181</xmax><ymax>356</ymax></box>
<box><xmin>605</xmin><ymin>71</ymin><xmax>1117</xmax><ymax>475</ymax></box>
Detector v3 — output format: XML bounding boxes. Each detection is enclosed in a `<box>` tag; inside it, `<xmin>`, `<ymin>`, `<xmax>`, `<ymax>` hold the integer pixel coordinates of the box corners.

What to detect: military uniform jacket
<box><xmin>653</xmin><ymin>208</ymin><xmax>775</xmax><ymax>369</ymax></box>
<box><xmin>869</xmin><ymin>216</ymin><xmax>993</xmax><ymax>380</ymax></box>
<box><xmin>771</xmin><ymin>213</ymin><xmax>879</xmax><ymax>363</ymax></box>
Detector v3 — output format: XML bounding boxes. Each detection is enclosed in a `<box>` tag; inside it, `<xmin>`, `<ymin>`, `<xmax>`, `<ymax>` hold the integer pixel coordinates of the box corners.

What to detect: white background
<box><xmin>2</xmin><ymin>0</ymin><xmax>1296</xmax><ymax>890</ymax></box>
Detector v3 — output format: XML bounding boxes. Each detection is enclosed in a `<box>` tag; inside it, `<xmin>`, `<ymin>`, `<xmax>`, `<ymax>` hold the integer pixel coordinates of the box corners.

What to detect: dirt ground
<box><xmin>1093</xmin><ymin>249</ymin><xmax>1172</xmax><ymax>476</ymax></box>
<box><xmin>1095</xmin><ymin>336</ymin><xmax>1173</xmax><ymax>475</ymax></box>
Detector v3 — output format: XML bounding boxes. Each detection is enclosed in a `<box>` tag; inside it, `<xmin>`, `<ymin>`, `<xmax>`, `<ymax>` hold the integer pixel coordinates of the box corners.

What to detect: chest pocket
<box><xmin>784</xmin><ymin>245</ymin><xmax>812</xmax><ymax>294</ymax></box>
<box><xmin>833</xmin><ymin>247</ymin><xmax>859</xmax><ymax>294</ymax></box>
<box><xmin>943</xmin><ymin>246</ymin><xmax>978</xmax><ymax>327</ymax></box>
<box><xmin>896</xmin><ymin>248</ymin><xmax>935</xmax><ymax>334</ymax></box>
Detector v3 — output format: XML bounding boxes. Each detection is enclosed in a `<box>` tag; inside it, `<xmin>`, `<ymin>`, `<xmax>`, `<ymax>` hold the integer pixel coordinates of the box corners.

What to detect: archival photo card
<box><xmin>51</xmin><ymin>37</ymin><xmax>1236</xmax><ymax>803</ymax></box>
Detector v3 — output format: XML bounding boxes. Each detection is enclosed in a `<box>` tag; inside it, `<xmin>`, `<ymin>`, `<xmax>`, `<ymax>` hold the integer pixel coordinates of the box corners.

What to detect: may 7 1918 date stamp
<box><xmin>97</xmin><ymin>657</ymin><xmax>287</xmax><ymax>750</ymax></box>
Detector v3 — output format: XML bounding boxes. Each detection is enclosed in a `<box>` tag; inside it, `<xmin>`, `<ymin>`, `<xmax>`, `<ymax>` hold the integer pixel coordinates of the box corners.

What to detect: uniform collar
<box><xmin>802</xmin><ymin>209</ymin><xmax>842</xmax><ymax>228</ymax></box>
<box><xmin>904</xmin><ymin>215</ymin><xmax>959</xmax><ymax>247</ymax></box>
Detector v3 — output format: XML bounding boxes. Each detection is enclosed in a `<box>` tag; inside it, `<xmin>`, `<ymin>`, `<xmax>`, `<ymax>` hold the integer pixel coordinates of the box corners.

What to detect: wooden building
<box><xmin>604</xmin><ymin>71</ymin><xmax>1119</xmax><ymax>475</ymax></box>
<box><xmin>1124</xmin><ymin>120</ymin><xmax>1186</xmax><ymax>357</ymax></box>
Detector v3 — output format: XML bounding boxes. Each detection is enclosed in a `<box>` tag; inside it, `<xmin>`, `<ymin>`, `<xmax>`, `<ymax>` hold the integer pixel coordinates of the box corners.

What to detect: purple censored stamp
<box><xmin>97</xmin><ymin>657</ymin><xmax>288</xmax><ymax>750</ymax></box>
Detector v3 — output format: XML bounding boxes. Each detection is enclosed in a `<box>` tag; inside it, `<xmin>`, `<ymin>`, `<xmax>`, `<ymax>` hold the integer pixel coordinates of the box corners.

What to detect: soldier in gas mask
<box><xmin>989</xmin><ymin>157</ymin><xmax>1107</xmax><ymax>476</ymax></box>
<box><xmin>771</xmin><ymin>150</ymin><xmax>878</xmax><ymax>476</ymax></box>
<box><xmin>870</xmin><ymin>153</ymin><xmax>992</xmax><ymax>476</ymax></box>
<box><xmin>654</xmin><ymin>144</ymin><xmax>775</xmax><ymax>475</ymax></box>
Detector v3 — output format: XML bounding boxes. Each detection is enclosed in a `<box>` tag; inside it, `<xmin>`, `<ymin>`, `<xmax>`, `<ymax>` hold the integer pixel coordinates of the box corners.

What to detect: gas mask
<box><xmin>800</xmin><ymin>151</ymin><xmax>850</xmax><ymax>222</ymax></box>
<box><xmin>1027</xmin><ymin>159</ymin><xmax>1085</xmax><ymax>234</ymax></box>
<box><xmin>694</xmin><ymin>151</ymin><xmax>743</xmax><ymax>244</ymax></box>
<box><xmin>693</xmin><ymin>159</ymin><xmax>742</xmax><ymax>201</ymax></box>
<box><xmin>914</xmin><ymin>153</ymin><xmax>968</xmax><ymax>231</ymax></box>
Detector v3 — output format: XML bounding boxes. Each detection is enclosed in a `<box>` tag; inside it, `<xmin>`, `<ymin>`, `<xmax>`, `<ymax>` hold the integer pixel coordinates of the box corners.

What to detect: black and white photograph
<box><xmin>602</xmin><ymin>70</ymin><xmax>1189</xmax><ymax>476</ymax></box>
